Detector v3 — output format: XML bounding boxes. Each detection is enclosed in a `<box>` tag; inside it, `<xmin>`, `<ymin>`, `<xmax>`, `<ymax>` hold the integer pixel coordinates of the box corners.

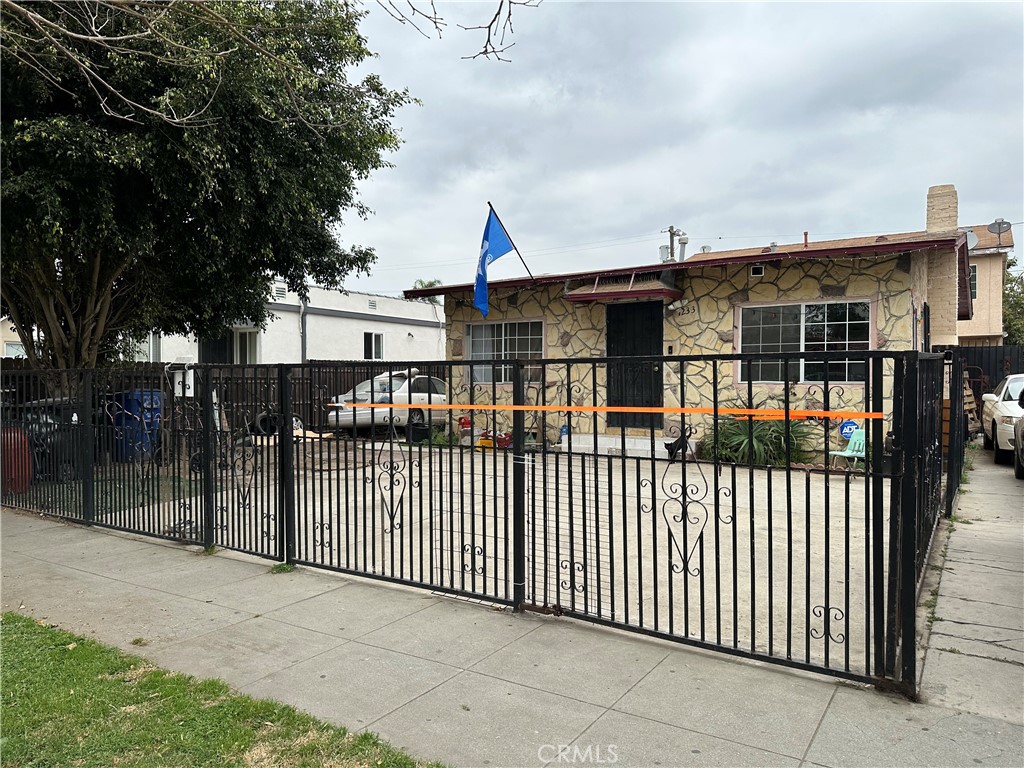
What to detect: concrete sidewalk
<box><xmin>2</xmin><ymin>450</ymin><xmax>1022</xmax><ymax>768</ymax></box>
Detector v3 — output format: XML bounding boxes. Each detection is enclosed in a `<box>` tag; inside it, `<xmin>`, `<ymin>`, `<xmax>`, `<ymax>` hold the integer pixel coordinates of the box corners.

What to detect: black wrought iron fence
<box><xmin>0</xmin><ymin>351</ymin><xmax>965</xmax><ymax>696</ymax></box>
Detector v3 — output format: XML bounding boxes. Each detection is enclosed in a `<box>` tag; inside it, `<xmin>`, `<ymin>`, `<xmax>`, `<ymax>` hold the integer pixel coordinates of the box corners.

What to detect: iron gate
<box><xmin>0</xmin><ymin>351</ymin><xmax>963</xmax><ymax>695</ymax></box>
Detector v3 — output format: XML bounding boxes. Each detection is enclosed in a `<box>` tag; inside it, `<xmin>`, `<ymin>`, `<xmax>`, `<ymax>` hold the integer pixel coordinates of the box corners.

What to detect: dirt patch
<box><xmin>98</xmin><ymin>663</ymin><xmax>158</xmax><ymax>684</ymax></box>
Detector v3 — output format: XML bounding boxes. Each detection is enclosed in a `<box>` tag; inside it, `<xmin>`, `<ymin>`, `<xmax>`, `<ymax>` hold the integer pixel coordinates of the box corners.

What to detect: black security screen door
<box><xmin>606</xmin><ymin>301</ymin><xmax>663</xmax><ymax>429</ymax></box>
<box><xmin>199</xmin><ymin>335</ymin><xmax>232</xmax><ymax>364</ymax></box>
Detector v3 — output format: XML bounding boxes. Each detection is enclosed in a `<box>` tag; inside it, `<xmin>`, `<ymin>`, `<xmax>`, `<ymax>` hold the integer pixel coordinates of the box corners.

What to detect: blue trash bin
<box><xmin>112</xmin><ymin>389</ymin><xmax>163</xmax><ymax>462</ymax></box>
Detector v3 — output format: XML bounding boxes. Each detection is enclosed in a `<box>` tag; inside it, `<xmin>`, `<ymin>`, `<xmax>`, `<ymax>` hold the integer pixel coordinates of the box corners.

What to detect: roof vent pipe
<box><xmin>677</xmin><ymin>233</ymin><xmax>689</xmax><ymax>261</ymax></box>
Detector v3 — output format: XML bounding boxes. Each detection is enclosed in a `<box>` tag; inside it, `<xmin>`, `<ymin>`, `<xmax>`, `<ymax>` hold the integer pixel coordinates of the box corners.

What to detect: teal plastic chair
<box><xmin>832</xmin><ymin>428</ymin><xmax>866</xmax><ymax>469</ymax></box>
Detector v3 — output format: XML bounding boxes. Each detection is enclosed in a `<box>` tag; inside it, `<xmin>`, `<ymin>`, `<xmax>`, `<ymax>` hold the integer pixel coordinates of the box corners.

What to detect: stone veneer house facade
<box><xmin>406</xmin><ymin>186</ymin><xmax>975</xmax><ymax>449</ymax></box>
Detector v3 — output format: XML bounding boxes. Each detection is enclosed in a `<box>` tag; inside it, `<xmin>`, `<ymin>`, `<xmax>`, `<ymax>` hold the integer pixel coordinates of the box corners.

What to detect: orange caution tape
<box><xmin>330</xmin><ymin>401</ymin><xmax>883</xmax><ymax>420</ymax></box>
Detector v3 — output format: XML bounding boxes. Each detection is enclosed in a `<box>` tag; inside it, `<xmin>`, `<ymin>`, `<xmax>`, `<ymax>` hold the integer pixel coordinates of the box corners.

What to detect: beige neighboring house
<box><xmin>958</xmin><ymin>223</ymin><xmax>1014</xmax><ymax>347</ymax></box>
<box><xmin>1</xmin><ymin>321</ymin><xmax>26</xmax><ymax>358</ymax></box>
<box><xmin>405</xmin><ymin>185</ymin><xmax>978</xmax><ymax>450</ymax></box>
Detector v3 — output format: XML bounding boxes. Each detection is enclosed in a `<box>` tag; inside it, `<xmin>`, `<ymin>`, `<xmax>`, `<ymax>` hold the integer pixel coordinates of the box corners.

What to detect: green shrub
<box><xmin>698</xmin><ymin>417</ymin><xmax>815</xmax><ymax>466</ymax></box>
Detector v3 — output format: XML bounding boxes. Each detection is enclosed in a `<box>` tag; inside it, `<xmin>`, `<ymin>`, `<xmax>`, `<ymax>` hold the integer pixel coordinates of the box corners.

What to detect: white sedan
<box><xmin>327</xmin><ymin>369</ymin><xmax>449</xmax><ymax>431</ymax></box>
<box><xmin>981</xmin><ymin>373</ymin><xmax>1024</xmax><ymax>464</ymax></box>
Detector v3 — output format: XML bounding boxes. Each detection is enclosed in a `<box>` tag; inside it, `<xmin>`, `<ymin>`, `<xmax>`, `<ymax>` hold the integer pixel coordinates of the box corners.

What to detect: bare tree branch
<box><xmin>1</xmin><ymin>0</ymin><xmax>540</xmax><ymax>129</ymax></box>
<box><xmin>375</xmin><ymin>0</ymin><xmax>443</xmax><ymax>39</ymax></box>
<box><xmin>459</xmin><ymin>0</ymin><xmax>539</xmax><ymax>62</ymax></box>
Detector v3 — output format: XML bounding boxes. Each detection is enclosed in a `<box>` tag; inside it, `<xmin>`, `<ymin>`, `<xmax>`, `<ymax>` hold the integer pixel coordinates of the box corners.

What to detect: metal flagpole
<box><xmin>488</xmin><ymin>201</ymin><xmax>536</xmax><ymax>282</ymax></box>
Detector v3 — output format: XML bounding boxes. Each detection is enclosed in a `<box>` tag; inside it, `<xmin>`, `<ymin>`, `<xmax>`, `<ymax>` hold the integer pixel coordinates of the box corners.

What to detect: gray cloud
<box><xmin>340</xmin><ymin>1</ymin><xmax>1023</xmax><ymax>294</ymax></box>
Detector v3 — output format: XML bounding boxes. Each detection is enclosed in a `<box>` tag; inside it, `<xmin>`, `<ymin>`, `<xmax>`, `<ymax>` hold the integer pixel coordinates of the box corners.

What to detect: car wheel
<box><xmin>251</xmin><ymin>414</ymin><xmax>274</xmax><ymax>436</ymax></box>
<box><xmin>983</xmin><ymin>425</ymin><xmax>993</xmax><ymax>450</ymax></box>
<box><xmin>1014</xmin><ymin>444</ymin><xmax>1024</xmax><ymax>480</ymax></box>
<box><xmin>291</xmin><ymin>414</ymin><xmax>305</xmax><ymax>433</ymax></box>
<box><xmin>408</xmin><ymin>409</ymin><xmax>426</xmax><ymax>426</ymax></box>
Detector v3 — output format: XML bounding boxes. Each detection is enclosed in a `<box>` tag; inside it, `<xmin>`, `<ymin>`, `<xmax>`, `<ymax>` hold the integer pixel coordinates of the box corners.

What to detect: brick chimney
<box><xmin>926</xmin><ymin>184</ymin><xmax>958</xmax><ymax>232</ymax></box>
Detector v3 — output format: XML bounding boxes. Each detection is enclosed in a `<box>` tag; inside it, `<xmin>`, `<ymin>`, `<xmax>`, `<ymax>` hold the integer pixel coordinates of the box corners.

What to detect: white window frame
<box><xmin>466</xmin><ymin>320</ymin><xmax>544</xmax><ymax>384</ymax></box>
<box><xmin>4</xmin><ymin>341</ymin><xmax>26</xmax><ymax>358</ymax></box>
<box><xmin>738</xmin><ymin>299</ymin><xmax>872</xmax><ymax>383</ymax></box>
<box><xmin>969</xmin><ymin>264</ymin><xmax>978</xmax><ymax>301</ymax></box>
<box><xmin>234</xmin><ymin>329</ymin><xmax>259</xmax><ymax>365</ymax></box>
<box><xmin>364</xmin><ymin>331</ymin><xmax>384</xmax><ymax>360</ymax></box>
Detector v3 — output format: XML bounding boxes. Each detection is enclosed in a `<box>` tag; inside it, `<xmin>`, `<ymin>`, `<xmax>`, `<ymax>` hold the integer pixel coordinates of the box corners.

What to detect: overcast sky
<box><xmin>338</xmin><ymin>1</ymin><xmax>1024</xmax><ymax>296</ymax></box>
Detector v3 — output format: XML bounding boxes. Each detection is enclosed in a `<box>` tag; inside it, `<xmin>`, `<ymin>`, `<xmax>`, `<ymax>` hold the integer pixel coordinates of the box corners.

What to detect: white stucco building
<box><xmin>153</xmin><ymin>283</ymin><xmax>445</xmax><ymax>364</ymax></box>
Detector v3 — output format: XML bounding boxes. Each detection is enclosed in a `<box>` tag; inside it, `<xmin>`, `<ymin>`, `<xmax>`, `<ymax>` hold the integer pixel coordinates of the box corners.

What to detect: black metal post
<box><xmin>278</xmin><ymin>365</ymin><xmax>296</xmax><ymax>564</ymax></box>
<box><xmin>511</xmin><ymin>360</ymin><xmax>527</xmax><ymax>611</ymax></box>
<box><xmin>898</xmin><ymin>353</ymin><xmax>920</xmax><ymax>697</ymax></box>
<box><xmin>922</xmin><ymin>303</ymin><xmax>931</xmax><ymax>352</ymax></box>
<box><xmin>945</xmin><ymin>353</ymin><xmax>963</xmax><ymax>517</ymax></box>
<box><xmin>883</xmin><ymin>357</ymin><xmax>905</xmax><ymax>678</ymax></box>
<box><xmin>201</xmin><ymin>369</ymin><xmax>216</xmax><ymax>549</ymax></box>
<box><xmin>81</xmin><ymin>370</ymin><xmax>95</xmax><ymax>525</ymax></box>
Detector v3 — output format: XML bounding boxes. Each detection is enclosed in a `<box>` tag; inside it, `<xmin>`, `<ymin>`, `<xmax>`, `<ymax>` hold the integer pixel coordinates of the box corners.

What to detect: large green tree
<box><xmin>1</xmin><ymin>0</ymin><xmax>410</xmax><ymax>368</ymax></box>
<box><xmin>1004</xmin><ymin>257</ymin><xmax>1024</xmax><ymax>345</ymax></box>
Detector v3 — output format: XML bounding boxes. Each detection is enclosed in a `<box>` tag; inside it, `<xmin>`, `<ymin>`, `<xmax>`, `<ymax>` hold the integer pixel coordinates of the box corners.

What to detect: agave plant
<box><xmin>699</xmin><ymin>417</ymin><xmax>815</xmax><ymax>466</ymax></box>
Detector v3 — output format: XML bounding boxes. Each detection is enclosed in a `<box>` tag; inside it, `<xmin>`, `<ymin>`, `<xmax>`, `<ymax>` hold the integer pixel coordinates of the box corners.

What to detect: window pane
<box><xmin>780</xmin><ymin>324</ymin><xmax>801</xmax><ymax>347</ymax></box>
<box><xmin>849</xmin><ymin>302</ymin><xmax>870</xmax><ymax>322</ymax></box>
<box><xmin>757</xmin><ymin>361</ymin><xmax>782</xmax><ymax>382</ymax></box>
<box><xmin>805</xmin><ymin>304</ymin><xmax>825</xmax><ymax>324</ymax></box>
<box><xmin>848</xmin><ymin>322</ymin><xmax>869</xmax><ymax>342</ymax></box>
<box><xmin>804</xmin><ymin>362</ymin><xmax>824</xmax><ymax>382</ymax></box>
<box><xmin>826</xmin><ymin>303</ymin><xmax>847</xmax><ymax>322</ymax></box>
<box><xmin>805</xmin><ymin>323</ymin><xmax>825</xmax><ymax>342</ymax></box>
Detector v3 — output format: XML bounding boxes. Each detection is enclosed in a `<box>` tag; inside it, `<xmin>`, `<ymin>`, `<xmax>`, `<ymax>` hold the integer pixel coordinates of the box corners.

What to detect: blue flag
<box><xmin>474</xmin><ymin>209</ymin><xmax>515</xmax><ymax>316</ymax></box>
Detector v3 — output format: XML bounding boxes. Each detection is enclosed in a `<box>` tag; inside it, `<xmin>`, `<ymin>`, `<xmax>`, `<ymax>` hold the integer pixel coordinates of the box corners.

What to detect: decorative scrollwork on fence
<box><xmin>639</xmin><ymin>425</ymin><xmax>735</xmax><ymax>577</ymax></box>
<box><xmin>368</xmin><ymin>439</ymin><xmax>421</xmax><ymax>534</ymax></box>
<box><xmin>102</xmin><ymin>398</ymin><xmax>164</xmax><ymax>508</ymax></box>
<box><xmin>311</xmin><ymin>382</ymin><xmax>334</xmax><ymax>421</ymax></box>
<box><xmin>448</xmin><ymin>380</ymin><xmax>492</xmax><ymax>406</ymax></box>
<box><xmin>803</xmin><ymin>384</ymin><xmax>848</xmax><ymax>425</ymax></box>
<box><xmin>462</xmin><ymin>544</ymin><xmax>485</xmax><ymax>575</ymax></box>
<box><xmin>261</xmin><ymin>510</ymin><xmax>277</xmax><ymax>542</ymax></box>
<box><xmin>559</xmin><ymin>558</ymin><xmax>586</xmax><ymax>593</ymax></box>
<box><xmin>314</xmin><ymin>521</ymin><xmax>332</xmax><ymax>549</ymax></box>
<box><xmin>810</xmin><ymin>605</ymin><xmax>846</xmax><ymax>644</ymax></box>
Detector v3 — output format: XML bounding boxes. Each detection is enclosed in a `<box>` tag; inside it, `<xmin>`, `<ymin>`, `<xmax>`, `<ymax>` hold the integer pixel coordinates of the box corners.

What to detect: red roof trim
<box><xmin>565</xmin><ymin>287</ymin><xmax>684</xmax><ymax>303</ymax></box>
<box><xmin>402</xmin><ymin>234</ymin><xmax>964</xmax><ymax>298</ymax></box>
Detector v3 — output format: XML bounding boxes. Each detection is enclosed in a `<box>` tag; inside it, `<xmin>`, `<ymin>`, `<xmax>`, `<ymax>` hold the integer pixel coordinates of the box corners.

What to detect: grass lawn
<box><xmin>1</xmin><ymin>613</ymin><xmax>443</xmax><ymax>768</ymax></box>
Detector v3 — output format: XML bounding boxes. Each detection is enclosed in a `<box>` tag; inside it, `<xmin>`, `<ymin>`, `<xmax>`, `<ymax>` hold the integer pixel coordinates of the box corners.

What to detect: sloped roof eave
<box><xmin>402</xmin><ymin>233</ymin><xmax>966</xmax><ymax>299</ymax></box>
